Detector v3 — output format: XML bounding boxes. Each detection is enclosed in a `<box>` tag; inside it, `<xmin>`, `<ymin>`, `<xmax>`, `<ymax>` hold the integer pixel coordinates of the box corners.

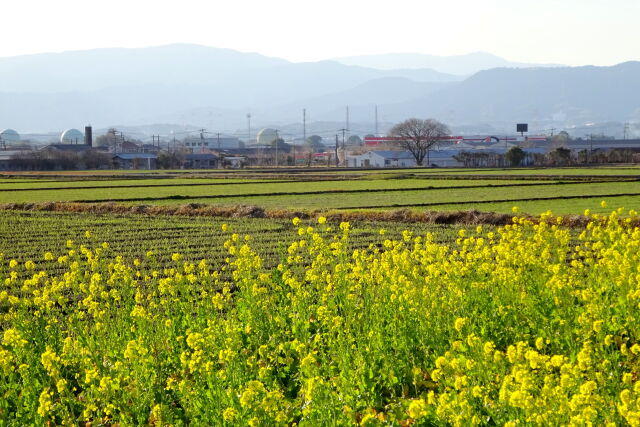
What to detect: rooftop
<box><xmin>186</xmin><ymin>153</ymin><xmax>218</xmax><ymax>160</ymax></box>
<box><xmin>42</xmin><ymin>144</ymin><xmax>91</xmax><ymax>152</ymax></box>
<box><xmin>113</xmin><ymin>153</ymin><xmax>157</xmax><ymax>160</ymax></box>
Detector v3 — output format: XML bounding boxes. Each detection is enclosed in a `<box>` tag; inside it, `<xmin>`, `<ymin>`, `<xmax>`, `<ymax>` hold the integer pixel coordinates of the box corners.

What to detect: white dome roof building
<box><xmin>256</xmin><ymin>128</ymin><xmax>278</xmax><ymax>146</ymax></box>
<box><xmin>60</xmin><ymin>128</ymin><xmax>85</xmax><ymax>144</ymax></box>
<box><xmin>0</xmin><ymin>129</ymin><xmax>20</xmax><ymax>144</ymax></box>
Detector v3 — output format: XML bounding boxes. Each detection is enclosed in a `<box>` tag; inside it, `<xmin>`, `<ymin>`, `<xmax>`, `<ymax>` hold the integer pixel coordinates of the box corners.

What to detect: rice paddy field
<box><xmin>2</xmin><ymin>166</ymin><xmax>640</xmax><ymax>214</ymax></box>
<box><xmin>2</xmin><ymin>166</ymin><xmax>640</xmax><ymax>425</ymax></box>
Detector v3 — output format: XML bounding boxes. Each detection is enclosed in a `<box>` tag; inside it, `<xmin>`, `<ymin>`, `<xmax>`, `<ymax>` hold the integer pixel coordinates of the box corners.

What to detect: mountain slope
<box><xmin>0</xmin><ymin>44</ymin><xmax>288</xmax><ymax>93</ymax></box>
<box><xmin>0</xmin><ymin>45</ymin><xmax>637</xmax><ymax>133</ymax></box>
<box><xmin>382</xmin><ymin>62</ymin><xmax>640</xmax><ymax>124</ymax></box>
<box><xmin>0</xmin><ymin>45</ymin><xmax>459</xmax><ymax>130</ymax></box>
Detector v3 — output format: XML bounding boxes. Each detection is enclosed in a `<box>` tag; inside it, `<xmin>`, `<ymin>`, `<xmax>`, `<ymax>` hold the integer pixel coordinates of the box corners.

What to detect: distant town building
<box><xmin>112</xmin><ymin>153</ymin><xmax>157</xmax><ymax>170</ymax></box>
<box><xmin>346</xmin><ymin>151</ymin><xmax>417</xmax><ymax>168</ymax></box>
<box><xmin>255</xmin><ymin>128</ymin><xmax>278</xmax><ymax>146</ymax></box>
<box><xmin>222</xmin><ymin>156</ymin><xmax>247</xmax><ymax>168</ymax></box>
<box><xmin>60</xmin><ymin>128</ymin><xmax>84</xmax><ymax>144</ymax></box>
<box><xmin>184</xmin><ymin>153</ymin><xmax>218</xmax><ymax>169</ymax></box>
<box><xmin>140</xmin><ymin>144</ymin><xmax>161</xmax><ymax>154</ymax></box>
<box><xmin>119</xmin><ymin>141</ymin><xmax>142</xmax><ymax>153</ymax></box>
<box><xmin>183</xmin><ymin>136</ymin><xmax>242</xmax><ymax>150</ymax></box>
<box><xmin>0</xmin><ymin>129</ymin><xmax>20</xmax><ymax>148</ymax></box>
<box><xmin>41</xmin><ymin>144</ymin><xmax>92</xmax><ymax>153</ymax></box>
<box><xmin>0</xmin><ymin>151</ymin><xmax>23</xmax><ymax>170</ymax></box>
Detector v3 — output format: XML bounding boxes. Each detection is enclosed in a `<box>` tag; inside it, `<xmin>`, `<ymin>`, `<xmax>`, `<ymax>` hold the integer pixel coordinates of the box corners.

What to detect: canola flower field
<box><xmin>2</xmin><ymin>206</ymin><xmax>640</xmax><ymax>425</ymax></box>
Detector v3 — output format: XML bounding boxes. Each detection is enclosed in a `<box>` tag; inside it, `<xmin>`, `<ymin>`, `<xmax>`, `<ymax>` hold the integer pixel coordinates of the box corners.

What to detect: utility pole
<box><xmin>335</xmin><ymin>134</ymin><xmax>339</xmax><ymax>167</ymax></box>
<box><xmin>550</xmin><ymin>128</ymin><xmax>556</xmax><ymax>137</ymax></box>
<box><xmin>303</xmin><ymin>108</ymin><xmax>307</xmax><ymax>143</ymax></box>
<box><xmin>301</xmin><ymin>108</ymin><xmax>306</xmax><ymax>168</ymax></box>
<box><xmin>337</xmin><ymin>128</ymin><xmax>349</xmax><ymax>167</ymax></box>
<box><xmin>338</xmin><ymin>128</ymin><xmax>348</xmax><ymax>149</ymax></box>
<box><xmin>246</xmin><ymin>114</ymin><xmax>251</xmax><ymax>143</ymax></box>
<box><xmin>624</xmin><ymin>122</ymin><xmax>630</xmax><ymax>140</ymax></box>
<box><xmin>345</xmin><ymin>106</ymin><xmax>350</xmax><ymax>140</ymax></box>
<box><xmin>274</xmin><ymin>129</ymin><xmax>279</xmax><ymax>168</ymax></box>
<box><xmin>374</xmin><ymin>104</ymin><xmax>378</xmax><ymax>136</ymax></box>
<box><xmin>217</xmin><ymin>133</ymin><xmax>221</xmax><ymax>151</ymax></box>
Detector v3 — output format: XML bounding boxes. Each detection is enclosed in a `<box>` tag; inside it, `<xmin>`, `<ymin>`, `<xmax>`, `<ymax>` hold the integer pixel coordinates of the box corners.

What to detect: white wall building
<box><xmin>346</xmin><ymin>151</ymin><xmax>417</xmax><ymax>168</ymax></box>
<box><xmin>346</xmin><ymin>150</ymin><xmax>464</xmax><ymax>168</ymax></box>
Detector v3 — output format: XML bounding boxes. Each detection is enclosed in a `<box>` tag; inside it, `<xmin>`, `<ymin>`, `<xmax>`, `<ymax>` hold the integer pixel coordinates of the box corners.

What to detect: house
<box><xmin>184</xmin><ymin>136</ymin><xmax>242</xmax><ymax>150</ymax></box>
<box><xmin>0</xmin><ymin>151</ymin><xmax>23</xmax><ymax>170</ymax></box>
<box><xmin>141</xmin><ymin>144</ymin><xmax>161</xmax><ymax>154</ymax></box>
<box><xmin>346</xmin><ymin>150</ymin><xmax>470</xmax><ymax>168</ymax></box>
<box><xmin>120</xmin><ymin>141</ymin><xmax>141</xmax><ymax>153</ymax></box>
<box><xmin>41</xmin><ymin>144</ymin><xmax>92</xmax><ymax>153</ymax></box>
<box><xmin>112</xmin><ymin>153</ymin><xmax>157</xmax><ymax>170</ymax></box>
<box><xmin>184</xmin><ymin>153</ymin><xmax>218</xmax><ymax>169</ymax></box>
<box><xmin>346</xmin><ymin>151</ymin><xmax>417</xmax><ymax>168</ymax></box>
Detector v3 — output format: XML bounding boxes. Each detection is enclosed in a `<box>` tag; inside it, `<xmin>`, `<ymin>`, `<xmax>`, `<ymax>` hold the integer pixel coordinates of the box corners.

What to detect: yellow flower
<box><xmin>37</xmin><ymin>388</ymin><xmax>54</xmax><ymax>417</ymax></box>
<box><xmin>454</xmin><ymin>317</ymin><xmax>468</xmax><ymax>332</ymax></box>
<box><xmin>550</xmin><ymin>355</ymin><xmax>564</xmax><ymax>367</ymax></box>
<box><xmin>292</xmin><ymin>217</ymin><xmax>301</xmax><ymax>226</ymax></box>
<box><xmin>592</xmin><ymin>320</ymin><xmax>604</xmax><ymax>333</ymax></box>
<box><xmin>472</xmin><ymin>385</ymin><xmax>483</xmax><ymax>398</ymax></box>
<box><xmin>3</xmin><ymin>328</ymin><xmax>27</xmax><ymax>347</ymax></box>
<box><xmin>317</xmin><ymin>216</ymin><xmax>327</xmax><ymax>225</ymax></box>
<box><xmin>223</xmin><ymin>407</ymin><xmax>238</xmax><ymax>421</ymax></box>
<box><xmin>407</xmin><ymin>399</ymin><xmax>428</xmax><ymax>419</ymax></box>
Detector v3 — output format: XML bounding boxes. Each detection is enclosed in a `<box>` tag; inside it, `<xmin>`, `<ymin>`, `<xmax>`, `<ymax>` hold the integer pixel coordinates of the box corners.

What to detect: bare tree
<box><xmin>389</xmin><ymin>118</ymin><xmax>450</xmax><ymax>166</ymax></box>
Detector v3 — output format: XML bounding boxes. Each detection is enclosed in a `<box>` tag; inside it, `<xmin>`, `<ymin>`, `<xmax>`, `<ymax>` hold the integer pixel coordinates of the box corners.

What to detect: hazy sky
<box><xmin>2</xmin><ymin>0</ymin><xmax>638</xmax><ymax>65</ymax></box>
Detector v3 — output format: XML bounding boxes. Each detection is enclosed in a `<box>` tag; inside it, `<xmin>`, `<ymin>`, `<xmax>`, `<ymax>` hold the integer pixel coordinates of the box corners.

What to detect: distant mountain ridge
<box><xmin>0</xmin><ymin>44</ymin><xmax>288</xmax><ymax>93</ymax></box>
<box><xmin>0</xmin><ymin>44</ymin><xmax>459</xmax><ymax>130</ymax></box>
<box><xmin>334</xmin><ymin>52</ymin><xmax>563</xmax><ymax>75</ymax></box>
<box><xmin>382</xmin><ymin>61</ymin><xmax>640</xmax><ymax>125</ymax></box>
<box><xmin>0</xmin><ymin>44</ymin><xmax>637</xmax><ymax>134</ymax></box>
<box><xmin>0</xmin><ymin>44</ymin><xmax>458</xmax><ymax>94</ymax></box>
